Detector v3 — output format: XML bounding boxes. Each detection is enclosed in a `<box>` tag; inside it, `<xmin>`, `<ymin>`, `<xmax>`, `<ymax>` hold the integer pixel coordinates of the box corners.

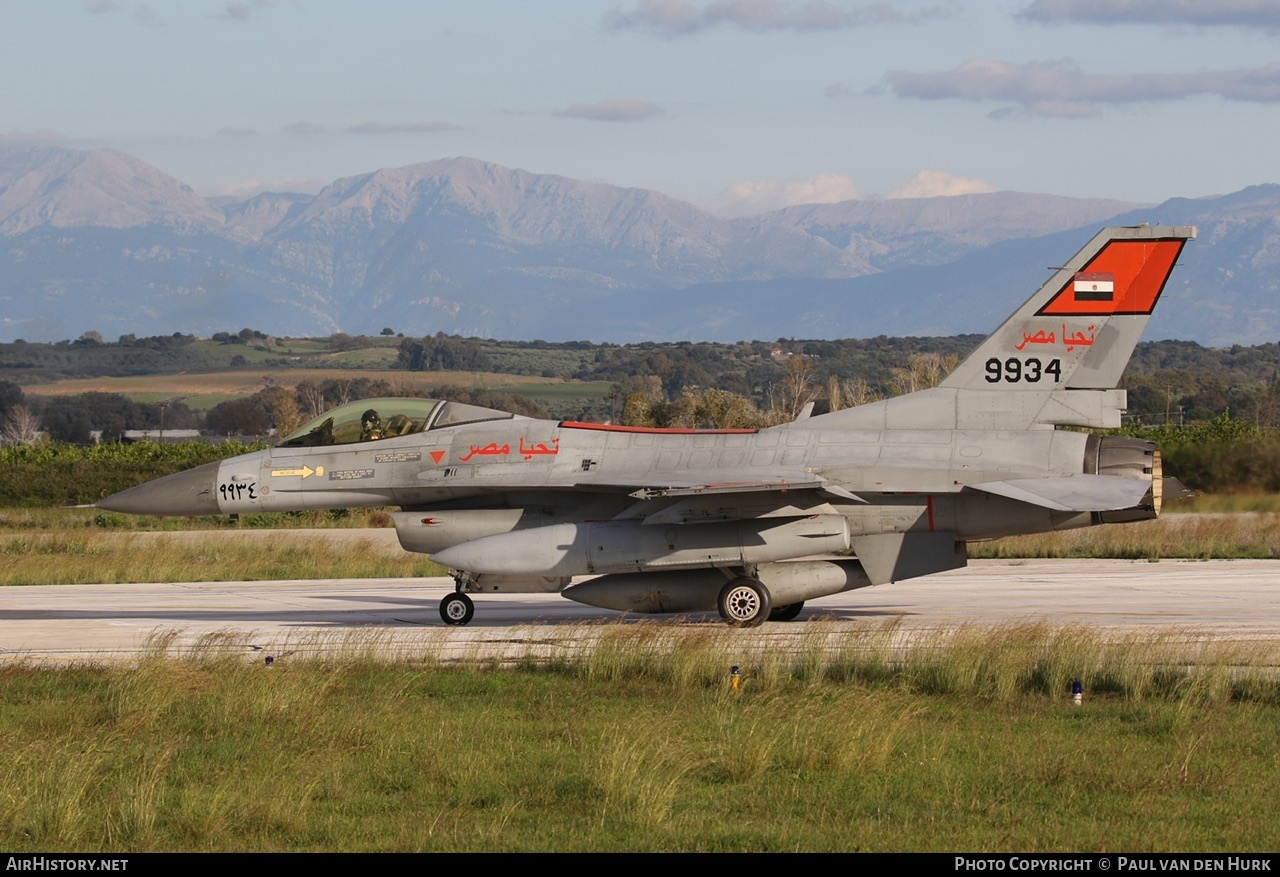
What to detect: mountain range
<box><xmin>0</xmin><ymin>145</ymin><xmax>1276</xmax><ymax>345</ymax></box>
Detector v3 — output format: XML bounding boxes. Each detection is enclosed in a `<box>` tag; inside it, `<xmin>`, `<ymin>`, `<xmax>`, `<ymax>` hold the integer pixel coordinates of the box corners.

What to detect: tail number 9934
<box><xmin>984</xmin><ymin>357</ymin><xmax>1062</xmax><ymax>384</ymax></box>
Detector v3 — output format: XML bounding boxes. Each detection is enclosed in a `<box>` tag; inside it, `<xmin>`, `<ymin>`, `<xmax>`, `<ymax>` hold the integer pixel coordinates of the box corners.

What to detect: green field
<box><xmin>3</xmin><ymin>623</ymin><xmax>1278</xmax><ymax>851</ymax></box>
<box><xmin>20</xmin><ymin>368</ymin><xmax>611</xmax><ymax>412</ymax></box>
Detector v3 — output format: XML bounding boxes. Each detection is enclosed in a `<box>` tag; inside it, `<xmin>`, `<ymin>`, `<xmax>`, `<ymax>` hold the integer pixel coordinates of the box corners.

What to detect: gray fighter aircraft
<box><xmin>99</xmin><ymin>224</ymin><xmax>1195</xmax><ymax>626</ymax></box>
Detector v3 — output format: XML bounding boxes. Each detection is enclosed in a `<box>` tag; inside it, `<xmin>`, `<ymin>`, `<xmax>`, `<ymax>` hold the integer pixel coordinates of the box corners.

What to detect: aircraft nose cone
<box><xmin>96</xmin><ymin>460</ymin><xmax>222</xmax><ymax>516</ymax></box>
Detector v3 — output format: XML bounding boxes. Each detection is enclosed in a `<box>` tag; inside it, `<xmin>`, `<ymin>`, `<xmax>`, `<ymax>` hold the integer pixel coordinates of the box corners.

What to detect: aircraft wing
<box><xmin>563</xmin><ymin>472</ymin><xmax>863</xmax><ymax>525</ymax></box>
<box><xmin>578</xmin><ymin>476</ymin><xmax>861</xmax><ymax>501</ymax></box>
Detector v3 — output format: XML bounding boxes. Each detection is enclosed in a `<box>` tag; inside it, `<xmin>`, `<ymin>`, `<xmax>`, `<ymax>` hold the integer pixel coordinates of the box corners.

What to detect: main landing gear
<box><xmin>717</xmin><ymin>577</ymin><xmax>772</xmax><ymax>628</ymax></box>
<box><xmin>769</xmin><ymin>601</ymin><xmax>805</xmax><ymax>622</ymax></box>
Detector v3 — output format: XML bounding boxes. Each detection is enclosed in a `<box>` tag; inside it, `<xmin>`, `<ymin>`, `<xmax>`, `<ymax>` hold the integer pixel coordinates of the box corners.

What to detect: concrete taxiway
<box><xmin>2</xmin><ymin>558</ymin><xmax>1278</xmax><ymax>663</ymax></box>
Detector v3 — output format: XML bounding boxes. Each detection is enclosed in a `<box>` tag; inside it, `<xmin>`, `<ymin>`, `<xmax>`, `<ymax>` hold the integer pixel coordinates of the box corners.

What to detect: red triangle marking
<box><xmin>429</xmin><ymin>450</ymin><xmax>445</xmax><ymax>464</ymax></box>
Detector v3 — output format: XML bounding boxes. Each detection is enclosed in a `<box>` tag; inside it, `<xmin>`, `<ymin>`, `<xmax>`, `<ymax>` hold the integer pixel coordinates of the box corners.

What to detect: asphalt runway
<box><xmin>3</xmin><ymin>558</ymin><xmax>1279</xmax><ymax>663</ymax></box>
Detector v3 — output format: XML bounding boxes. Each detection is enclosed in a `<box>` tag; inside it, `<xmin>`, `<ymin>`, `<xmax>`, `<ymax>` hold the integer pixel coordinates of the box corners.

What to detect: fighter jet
<box><xmin>98</xmin><ymin>224</ymin><xmax>1195</xmax><ymax>626</ymax></box>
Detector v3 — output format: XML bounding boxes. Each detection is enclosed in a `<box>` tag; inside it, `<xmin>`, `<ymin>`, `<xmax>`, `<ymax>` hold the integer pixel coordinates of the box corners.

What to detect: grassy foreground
<box><xmin>2</xmin><ymin>623</ymin><xmax>1280</xmax><ymax>852</ymax></box>
<box><xmin>0</xmin><ymin>505</ymin><xmax>394</xmax><ymax>532</ymax></box>
<box><xmin>969</xmin><ymin>512</ymin><xmax>1280</xmax><ymax>561</ymax></box>
<box><xmin>0</xmin><ymin>529</ymin><xmax>448</xmax><ymax>585</ymax></box>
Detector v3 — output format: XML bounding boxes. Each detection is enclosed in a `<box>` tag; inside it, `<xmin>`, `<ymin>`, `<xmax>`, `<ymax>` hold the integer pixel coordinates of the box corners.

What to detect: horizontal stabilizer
<box><xmin>970</xmin><ymin>475</ymin><xmax>1150</xmax><ymax>512</ymax></box>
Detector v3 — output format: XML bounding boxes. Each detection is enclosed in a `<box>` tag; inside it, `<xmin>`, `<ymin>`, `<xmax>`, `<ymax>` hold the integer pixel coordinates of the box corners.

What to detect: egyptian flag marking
<box><xmin>1039</xmin><ymin>237</ymin><xmax>1185</xmax><ymax>317</ymax></box>
<box><xmin>1073</xmin><ymin>272</ymin><xmax>1114</xmax><ymax>301</ymax></box>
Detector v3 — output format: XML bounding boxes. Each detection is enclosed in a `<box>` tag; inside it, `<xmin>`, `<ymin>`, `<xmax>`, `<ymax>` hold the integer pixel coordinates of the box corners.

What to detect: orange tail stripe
<box><xmin>1038</xmin><ymin>238</ymin><xmax>1185</xmax><ymax>317</ymax></box>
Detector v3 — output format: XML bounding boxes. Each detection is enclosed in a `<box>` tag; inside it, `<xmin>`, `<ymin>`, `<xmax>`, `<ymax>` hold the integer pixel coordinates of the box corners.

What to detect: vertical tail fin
<box><xmin>942</xmin><ymin>225</ymin><xmax>1195</xmax><ymax>392</ymax></box>
<box><xmin>809</xmin><ymin>225</ymin><xmax>1195</xmax><ymax>432</ymax></box>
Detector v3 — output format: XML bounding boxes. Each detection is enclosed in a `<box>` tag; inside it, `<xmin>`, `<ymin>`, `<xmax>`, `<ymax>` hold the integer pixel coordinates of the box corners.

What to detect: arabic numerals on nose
<box><xmin>984</xmin><ymin>357</ymin><xmax>1061</xmax><ymax>384</ymax></box>
<box><xmin>218</xmin><ymin>482</ymin><xmax>257</xmax><ymax>501</ymax></box>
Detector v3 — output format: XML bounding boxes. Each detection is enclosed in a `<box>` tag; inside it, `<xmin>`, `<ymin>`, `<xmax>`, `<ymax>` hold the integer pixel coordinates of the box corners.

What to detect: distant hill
<box><xmin>0</xmin><ymin>145</ymin><xmax>1275</xmax><ymax>345</ymax></box>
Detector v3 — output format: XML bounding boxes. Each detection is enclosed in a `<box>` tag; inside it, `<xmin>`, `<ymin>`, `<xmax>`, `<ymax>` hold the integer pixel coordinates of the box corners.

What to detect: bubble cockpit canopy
<box><xmin>277</xmin><ymin>398</ymin><xmax>517</xmax><ymax>447</ymax></box>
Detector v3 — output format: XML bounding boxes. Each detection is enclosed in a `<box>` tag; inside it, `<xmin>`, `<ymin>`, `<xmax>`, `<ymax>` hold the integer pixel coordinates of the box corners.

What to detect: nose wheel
<box><xmin>439</xmin><ymin>592</ymin><xmax>475</xmax><ymax>626</ymax></box>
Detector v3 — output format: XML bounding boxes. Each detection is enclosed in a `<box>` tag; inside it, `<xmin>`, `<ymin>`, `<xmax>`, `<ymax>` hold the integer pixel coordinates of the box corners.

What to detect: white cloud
<box><xmin>883</xmin><ymin>58</ymin><xmax>1280</xmax><ymax>118</ymax></box>
<box><xmin>0</xmin><ymin>129</ymin><xmax>78</xmax><ymax>147</ymax></box>
<box><xmin>556</xmin><ymin>100</ymin><xmax>664</xmax><ymax>122</ymax></box>
<box><xmin>83</xmin><ymin>1</ymin><xmax>163</xmax><ymax>26</ymax></box>
<box><xmin>604</xmin><ymin>0</ymin><xmax>938</xmax><ymax>37</ymax></box>
<box><xmin>705</xmin><ymin>172</ymin><xmax>862</xmax><ymax>216</ymax></box>
<box><xmin>886</xmin><ymin>170</ymin><xmax>997</xmax><ymax>199</ymax></box>
<box><xmin>200</xmin><ymin>177</ymin><xmax>325</xmax><ymax>198</ymax></box>
<box><xmin>220</xmin><ymin>0</ymin><xmax>273</xmax><ymax>22</ymax></box>
<box><xmin>132</xmin><ymin>3</ymin><xmax>161</xmax><ymax>25</ymax></box>
<box><xmin>346</xmin><ymin>121</ymin><xmax>460</xmax><ymax>135</ymax></box>
<box><xmin>1020</xmin><ymin>0</ymin><xmax>1280</xmax><ymax>32</ymax></box>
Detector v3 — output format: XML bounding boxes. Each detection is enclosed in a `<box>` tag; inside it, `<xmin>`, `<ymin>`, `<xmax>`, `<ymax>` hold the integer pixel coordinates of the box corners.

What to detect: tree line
<box><xmin>0</xmin><ymin>377</ymin><xmax>550</xmax><ymax>446</ymax></box>
<box><xmin>9</xmin><ymin>327</ymin><xmax>1280</xmax><ymax>443</ymax></box>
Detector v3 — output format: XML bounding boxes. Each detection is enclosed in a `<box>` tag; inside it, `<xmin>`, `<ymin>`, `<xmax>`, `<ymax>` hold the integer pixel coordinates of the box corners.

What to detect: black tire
<box><xmin>439</xmin><ymin>592</ymin><xmax>475</xmax><ymax>626</ymax></box>
<box><xmin>769</xmin><ymin>601</ymin><xmax>805</xmax><ymax>622</ymax></box>
<box><xmin>717</xmin><ymin>577</ymin><xmax>771</xmax><ymax>627</ymax></box>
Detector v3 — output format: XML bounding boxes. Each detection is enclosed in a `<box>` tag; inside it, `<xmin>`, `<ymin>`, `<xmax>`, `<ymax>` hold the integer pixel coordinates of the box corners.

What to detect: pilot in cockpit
<box><xmin>360</xmin><ymin>409</ymin><xmax>383</xmax><ymax>441</ymax></box>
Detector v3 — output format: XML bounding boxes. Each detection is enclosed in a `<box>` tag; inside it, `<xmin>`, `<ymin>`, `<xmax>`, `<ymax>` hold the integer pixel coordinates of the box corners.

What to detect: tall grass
<box><xmin>2</xmin><ymin>623</ymin><xmax>1279</xmax><ymax>851</ymax></box>
<box><xmin>559</xmin><ymin>620</ymin><xmax>1280</xmax><ymax>704</ymax></box>
<box><xmin>970</xmin><ymin>512</ymin><xmax>1280</xmax><ymax>560</ymax></box>
<box><xmin>102</xmin><ymin>619</ymin><xmax>1280</xmax><ymax>706</ymax></box>
<box><xmin>0</xmin><ymin>505</ymin><xmax>394</xmax><ymax>531</ymax></box>
<box><xmin>0</xmin><ymin>530</ymin><xmax>446</xmax><ymax>584</ymax></box>
<box><xmin>227</xmin><ymin>620</ymin><xmax>1280</xmax><ymax>705</ymax></box>
<box><xmin>1173</xmin><ymin>493</ymin><xmax>1280</xmax><ymax>513</ymax></box>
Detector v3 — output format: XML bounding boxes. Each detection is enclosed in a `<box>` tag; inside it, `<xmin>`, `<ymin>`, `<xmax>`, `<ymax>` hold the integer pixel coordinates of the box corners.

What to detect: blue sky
<box><xmin>4</xmin><ymin>0</ymin><xmax>1279</xmax><ymax>214</ymax></box>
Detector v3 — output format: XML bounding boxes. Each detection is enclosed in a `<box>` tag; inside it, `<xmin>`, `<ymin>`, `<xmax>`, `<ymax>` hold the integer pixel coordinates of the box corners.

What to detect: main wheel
<box><xmin>769</xmin><ymin>601</ymin><xmax>805</xmax><ymax>622</ymax></box>
<box><xmin>717</xmin><ymin>577</ymin><xmax>772</xmax><ymax>627</ymax></box>
<box><xmin>439</xmin><ymin>592</ymin><xmax>475</xmax><ymax>626</ymax></box>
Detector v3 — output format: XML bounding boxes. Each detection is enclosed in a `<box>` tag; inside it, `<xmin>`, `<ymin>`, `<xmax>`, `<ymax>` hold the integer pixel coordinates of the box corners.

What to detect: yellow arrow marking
<box><xmin>271</xmin><ymin>466</ymin><xmax>315</xmax><ymax>478</ymax></box>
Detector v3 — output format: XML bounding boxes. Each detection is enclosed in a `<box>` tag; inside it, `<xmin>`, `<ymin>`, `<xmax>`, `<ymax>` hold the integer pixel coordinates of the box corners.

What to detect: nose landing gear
<box><xmin>439</xmin><ymin>590</ymin><xmax>475</xmax><ymax>626</ymax></box>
